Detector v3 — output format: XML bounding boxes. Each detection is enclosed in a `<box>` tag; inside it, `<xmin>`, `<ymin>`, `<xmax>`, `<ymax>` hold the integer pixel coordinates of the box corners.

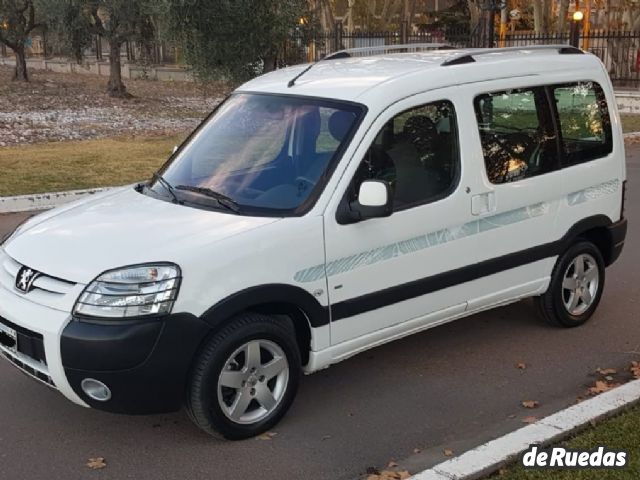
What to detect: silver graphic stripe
<box><xmin>294</xmin><ymin>202</ymin><xmax>550</xmax><ymax>283</ymax></box>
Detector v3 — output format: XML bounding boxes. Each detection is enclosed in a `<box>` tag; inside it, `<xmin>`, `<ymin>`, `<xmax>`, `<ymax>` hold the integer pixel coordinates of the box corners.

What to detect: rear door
<box><xmin>456</xmin><ymin>80</ymin><xmax>564</xmax><ymax>310</ymax></box>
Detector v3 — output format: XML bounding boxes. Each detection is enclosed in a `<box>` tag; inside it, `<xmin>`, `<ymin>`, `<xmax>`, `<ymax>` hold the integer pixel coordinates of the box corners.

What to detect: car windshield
<box><xmin>151</xmin><ymin>93</ymin><xmax>364</xmax><ymax>215</ymax></box>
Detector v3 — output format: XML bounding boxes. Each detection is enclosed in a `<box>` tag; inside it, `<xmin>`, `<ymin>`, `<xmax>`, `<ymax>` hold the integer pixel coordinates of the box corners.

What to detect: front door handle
<box><xmin>471</xmin><ymin>192</ymin><xmax>496</xmax><ymax>216</ymax></box>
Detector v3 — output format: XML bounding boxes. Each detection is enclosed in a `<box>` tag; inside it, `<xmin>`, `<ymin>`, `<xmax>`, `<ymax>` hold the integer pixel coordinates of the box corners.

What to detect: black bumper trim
<box><xmin>606</xmin><ymin>218</ymin><xmax>627</xmax><ymax>266</ymax></box>
<box><xmin>62</xmin><ymin>312</ymin><xmax>210</xmax><ymax>414</ymax></box>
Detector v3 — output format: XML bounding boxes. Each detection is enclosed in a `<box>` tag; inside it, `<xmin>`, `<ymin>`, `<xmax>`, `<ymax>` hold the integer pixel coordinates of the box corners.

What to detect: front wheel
<box><xmin>535</xmin><ymin>240</ymin><xmax>605</xmax><ymax>328</ymax></box>
<box><xmin>186</xmin><ymin>312</ymin><xmax>301</xmax><ymax>439</ymax></box>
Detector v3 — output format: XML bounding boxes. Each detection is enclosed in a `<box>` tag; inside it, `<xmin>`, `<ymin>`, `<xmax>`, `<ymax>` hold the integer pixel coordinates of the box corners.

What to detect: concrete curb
<box><xmin>0</xmin><ymin>187</ymin><xmax>112</xmax><ymax>214</ymax></box>
<box><xmin>624</xmin><ymin>131</ymin><xmax>640</xmax><ymax>140</ymax></box>
<box><xmin>410</xmin><ymin>379</ymin><xmax>640</xmax><ymax>480</ymax></box>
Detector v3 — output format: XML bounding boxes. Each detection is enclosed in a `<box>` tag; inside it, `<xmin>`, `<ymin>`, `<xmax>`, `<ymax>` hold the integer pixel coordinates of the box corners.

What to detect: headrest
<box><xmin>329</xmin><ymin>111</ymin><xmax>355</xmax><ymax>142</ymax></box>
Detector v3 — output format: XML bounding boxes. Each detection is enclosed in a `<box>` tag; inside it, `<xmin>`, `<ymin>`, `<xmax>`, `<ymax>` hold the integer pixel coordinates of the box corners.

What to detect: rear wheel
<box><xmin>186</xmin><ymin>312</ymin><xmax>301</xmax><ymax>439</ymax></box>
<box><xmin>535</xmin><ymin>240</ymin><xmax>605</xmax><ymax>328</ymax></box>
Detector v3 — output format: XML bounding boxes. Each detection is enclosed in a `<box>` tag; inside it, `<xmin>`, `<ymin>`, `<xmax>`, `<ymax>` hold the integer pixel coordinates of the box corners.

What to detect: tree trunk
<box><xmin>107</xmin><ymin>39</ymin><xmax>130</xmax><ymax>98</ymax></box>
<box><xmin>263</xmin><ymin>53</ymin><xmax>278</xmax><ymax>73</ymax></box>
<box><xmin>556</xmin><ymin>0</ymin><xmax>569</xmax><ymax>34</ymax></box>
<box><xmin>13</xmin><ymin>45</ymin><xmax>28</xmax><ymax>82</ymax></box>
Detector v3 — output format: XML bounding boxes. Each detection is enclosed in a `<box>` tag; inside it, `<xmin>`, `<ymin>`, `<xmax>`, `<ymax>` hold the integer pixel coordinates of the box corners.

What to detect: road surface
<box><xmin>0</xmin><ymin>146</ymin><xmax>638</xmax><ymax>480</ymax></box>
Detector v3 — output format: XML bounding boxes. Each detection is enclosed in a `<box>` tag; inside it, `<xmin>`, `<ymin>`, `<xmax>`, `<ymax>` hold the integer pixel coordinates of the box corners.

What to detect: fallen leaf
<box><xmin>516</xmin><ymin>362</ymin><xmax>527</xmax><ymax>370</ymax></box>
<box><xmin>631</xmin><ymin>361</ymin><xmax>640</xmax><ymax>379</ymax></box>
<box><xmin>521</xmin><ymin>400</ymin><xmax>539</xmax><ymax>409</ymax></box>
<box><xmin>443</xmin><ymin>448</ymin><xmax>454</xmax><ymax>457</ymax></box>
<box><xmin>596</xmin><ymin>368</ymin><xmax>617</xmax><ymax>375</ymax></box>
<box><xmin>256</xmin><ymin>432</ymin><xmax>278</xmax><ymax>440</ymax></box>
<box><xmin>369</xmin><ymin>471</ymin><xmax>411</xmax><ymax>480</ymax></box>
<box><xmin>86</xmin><ymin>458</ymin><xmax>106</xmax><ymax>470</ymax></box>
<box><xmin>387</xmin><ymin>461</ymin><xmax>399</xmax><ymax>468</ymax></box>
<box><xmin>588</xmin><ymin>380</ymin><xmax>620</xmax><ymax>395</ymax></box>
<box><xmin>522</xmin><ymin>416</ymin><xmax>538</xmax><ymax>424</ymax></box>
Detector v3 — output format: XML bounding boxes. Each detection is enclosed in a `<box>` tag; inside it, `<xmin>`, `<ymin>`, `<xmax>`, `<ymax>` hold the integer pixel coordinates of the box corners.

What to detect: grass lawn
<box><xmin>0</xmin><ymin>134</ymin><xmax>185</xmax><ymax>197</ymax></box>
<box><xmin>1</xmin><ymin>114</ymin><xmax>639</xmax><ymax>198</ymax></box>
<box><xmin>621</xmin><ymin>114</ymin><xmax>640</xmax><ymax>134</ymax></box>
<box><xmin>494</xmin><ymin>405</ymin><xmax>640</xmax><ymax>479</ymax></box>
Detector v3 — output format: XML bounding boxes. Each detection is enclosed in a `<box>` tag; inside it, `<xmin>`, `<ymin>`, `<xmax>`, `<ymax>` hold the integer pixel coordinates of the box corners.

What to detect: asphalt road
<box><xmin>1</xmin><ymin>146</ymin><xmax>639</xmax><ymax>480</ymax></box>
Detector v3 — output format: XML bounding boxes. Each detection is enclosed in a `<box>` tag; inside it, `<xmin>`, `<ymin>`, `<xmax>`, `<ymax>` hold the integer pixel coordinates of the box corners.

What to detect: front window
<box><xmin>150</xmin><ymin>93</ymin><xmax>364</xmax><ymax>215</ymax></box>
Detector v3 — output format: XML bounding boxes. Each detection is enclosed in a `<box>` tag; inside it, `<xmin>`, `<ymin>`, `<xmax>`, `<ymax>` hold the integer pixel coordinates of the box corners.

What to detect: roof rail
<box><xmin>441</xmin><ymin>44</ymin><xmax>583</xmax><ymax>66</ymax></box>
<box><xmin>325</xmin><ymin>43</ymin><xmax>454</xmax><ymax>61</ymax></box>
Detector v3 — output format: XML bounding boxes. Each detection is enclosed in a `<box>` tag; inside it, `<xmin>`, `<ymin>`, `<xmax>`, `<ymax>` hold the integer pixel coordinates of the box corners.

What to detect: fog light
<box><xmin>81</xmin><ymin>378</ymin><xmax>111</xmax><ymax>402</ymax></box>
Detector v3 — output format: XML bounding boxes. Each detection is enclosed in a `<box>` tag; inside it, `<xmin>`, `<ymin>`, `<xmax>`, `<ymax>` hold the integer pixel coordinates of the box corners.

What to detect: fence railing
<box><xmin>287</xmin><ymin>26</ymin><xmax>640</xmax><ymax>87</ymax></box>
<box><xmin>4</xmin><ymin>25</ymin><xmax>639</xmax><ymax>87</ymax></box>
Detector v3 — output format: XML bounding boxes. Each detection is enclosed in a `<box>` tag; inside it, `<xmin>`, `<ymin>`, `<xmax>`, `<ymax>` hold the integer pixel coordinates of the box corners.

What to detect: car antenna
<box><xmin>287</xmin><ymin>51</ymin><xmax>350</xmax><ymax>88</ymax></box>
<box><xmin>287</xmin><ymin>63</ymin><xmax>315</xmax><ymax>88</ymax></box>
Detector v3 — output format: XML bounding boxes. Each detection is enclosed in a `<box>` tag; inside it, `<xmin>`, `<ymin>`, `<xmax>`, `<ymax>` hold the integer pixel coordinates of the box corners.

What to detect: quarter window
<box><xmin>475</xmin><ymin>88</ymin><xmax>559</xmax><ymax>184</ymax></box>
<box><xmin>350</xmin><ymin>100</ymin><xmax>460</xmax><ymax>211</ymax></box>
<box><xmin>552</xmin><ymin>82</ymin><xmax>612</xmax><ymax>165</ymax></box>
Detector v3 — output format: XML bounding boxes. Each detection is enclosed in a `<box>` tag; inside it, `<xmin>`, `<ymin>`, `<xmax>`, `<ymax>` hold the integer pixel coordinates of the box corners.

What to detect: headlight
<box><xmin>73</xmin><ymin>264</ymin><xmax>181</xmax><ymax>319</ymax></box>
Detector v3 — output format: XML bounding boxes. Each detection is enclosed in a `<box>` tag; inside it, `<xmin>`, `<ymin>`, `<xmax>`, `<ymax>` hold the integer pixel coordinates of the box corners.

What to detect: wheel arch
<box><xmin>199</xmin><ymin>284</ymin><xmax>330</xmax><ymax>366</ymax></box>
<box><xmin>561</xmin><ymin>214</ymin><xmax>621</xmax><ymax>266</ymax></box>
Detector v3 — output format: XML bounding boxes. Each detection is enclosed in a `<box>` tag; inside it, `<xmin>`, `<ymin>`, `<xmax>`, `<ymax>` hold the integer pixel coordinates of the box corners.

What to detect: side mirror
<box><xmin>337</xmin><ymin>180</ymin><xmax>393</xmax><ymax>224</ymax></box>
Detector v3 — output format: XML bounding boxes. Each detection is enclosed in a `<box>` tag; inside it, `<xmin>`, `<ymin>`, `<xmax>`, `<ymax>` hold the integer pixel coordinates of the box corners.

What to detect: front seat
<box><xmin>392</xmin><ymin>115</ymin><xmax>444</xmax><ymax>206</ymax></box>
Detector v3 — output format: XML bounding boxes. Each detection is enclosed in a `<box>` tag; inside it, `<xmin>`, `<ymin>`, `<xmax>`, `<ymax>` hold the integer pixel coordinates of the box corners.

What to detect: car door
<box><xmin>317</xmin><ymin>90</ymin><xmax>483</xmax><ymax>346</ymax></box>
<box><xmin>458</xmin><ymin>80</ymin><xmax>563</xmax><ymax>311</ymax></box>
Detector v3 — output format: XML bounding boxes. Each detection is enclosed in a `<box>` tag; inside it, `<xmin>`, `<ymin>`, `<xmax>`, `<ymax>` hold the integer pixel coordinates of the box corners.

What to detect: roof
<box><xmin>237</xmin><ymin>48</ymin><xmax>605</xmax><ymax>106</ymax></box>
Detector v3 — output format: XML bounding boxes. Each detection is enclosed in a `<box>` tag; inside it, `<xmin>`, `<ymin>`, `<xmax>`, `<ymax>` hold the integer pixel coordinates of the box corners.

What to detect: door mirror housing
<box><xmin>337</xmin><ymin>180</ymin><xmax>393</xmax><ymax>224</ymax></box>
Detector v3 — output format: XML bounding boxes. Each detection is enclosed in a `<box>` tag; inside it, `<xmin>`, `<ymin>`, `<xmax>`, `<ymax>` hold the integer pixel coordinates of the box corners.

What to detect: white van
<box><xmin>0</xmin><ymin>46</ymin><xmax>627</xmax><ymax>439</ymax></box>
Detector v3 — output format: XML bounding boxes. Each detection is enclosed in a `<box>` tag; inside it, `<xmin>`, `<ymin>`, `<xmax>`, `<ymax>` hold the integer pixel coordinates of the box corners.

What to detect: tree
<box><xmin>44</xmin><ymin>0</ymin><xmax>154</xmax><ymax>97</ymax></box>
<box><xmin>0</xmin><ymin>0</ymin><xmax>44</xmax><ymax>81</ymax></box>
<box><xmin>162</xmin><ymin>0</ymin><xmax>308</xmax><ymax>84</ymax></box>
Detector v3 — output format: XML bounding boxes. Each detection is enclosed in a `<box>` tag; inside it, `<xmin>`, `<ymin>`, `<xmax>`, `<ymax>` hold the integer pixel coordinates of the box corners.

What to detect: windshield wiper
<box><xmin>151</xmin><ymin>172</ymin><xmax>180</xmax><ymax>204</ymax></box>
<box><xmin>175</xmin><ymin>185</ymin><xmax>240</xmax><ymax>213</ymax></box>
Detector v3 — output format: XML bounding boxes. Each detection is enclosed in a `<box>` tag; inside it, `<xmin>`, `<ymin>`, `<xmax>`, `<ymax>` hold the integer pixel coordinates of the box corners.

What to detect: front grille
<box><xmin>0</xmin><ymin>251</ymin><xmax>79</xmax><ymax>312</ymax></box>
<box><xmin>1</xmin><ymin>255</ymin><xmax>76</xmax><ymax>296</ymax></box>
<box><xmin>2</xmin><ymin>352</ymin><xmax>56</xmax><ymax>388</ymax></box>
<box><xmin>0</xmin><ymin>316</ymin><xmax>56</xmax><ymax>389</ymax></box>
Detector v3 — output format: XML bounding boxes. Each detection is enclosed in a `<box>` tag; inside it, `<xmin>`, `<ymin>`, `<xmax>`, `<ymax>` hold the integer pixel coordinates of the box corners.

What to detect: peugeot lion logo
<box><xmin>15</xmin><ymin>266</ymin><xmax>40</xmax><ymax>294</ymax></box>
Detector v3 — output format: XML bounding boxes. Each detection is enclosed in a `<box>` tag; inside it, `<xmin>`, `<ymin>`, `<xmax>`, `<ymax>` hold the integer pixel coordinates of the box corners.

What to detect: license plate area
<box><xmin>0</xmin><ymin>322</ymin><xmax>17</xmax><ymax>353</ymax></box>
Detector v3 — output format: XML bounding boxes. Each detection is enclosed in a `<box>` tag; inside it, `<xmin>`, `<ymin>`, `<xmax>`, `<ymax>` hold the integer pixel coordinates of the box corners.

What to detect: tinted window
<box><xmin>475</xmin><ymin>88</ymin><xmax>559</xmax><ymax>184</ymax></box>
<box><xmin>349</xmin><ymin>100</ymin><xmax>459</xmax><ymax>211</ymax></box>
<box><xmin>553</xmin><ymin>82</ymin><xmax>612</xmax><ymax>164</ymax></box>
<box><xmin>157</xmin><ymin>93</ymin><xmax>363</xmax><ymax>214</ymax></box>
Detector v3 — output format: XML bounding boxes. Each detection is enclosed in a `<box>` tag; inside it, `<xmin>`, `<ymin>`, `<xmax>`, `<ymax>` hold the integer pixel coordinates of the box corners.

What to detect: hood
<box><xmin>5</xmin><ymin>187</ymin><xmax>280</xmax><ymax>284</ymax></box>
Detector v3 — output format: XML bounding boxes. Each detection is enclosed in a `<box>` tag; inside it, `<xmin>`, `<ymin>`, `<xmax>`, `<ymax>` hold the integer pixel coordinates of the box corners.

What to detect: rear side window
<box><xmin>552</xmin><ymin>82</ymin><xmax>612</xmax><ymax>165</ymax></box>
<box><xmin>474</xmin><ymin>88</ymin><xmax>559</xmax><ymax>184</ymax></box>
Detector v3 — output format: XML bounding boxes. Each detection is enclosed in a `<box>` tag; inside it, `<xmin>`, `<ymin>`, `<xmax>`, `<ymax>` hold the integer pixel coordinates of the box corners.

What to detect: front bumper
<box><xmin>0</xmin><ymin>261</ymin><xmax>211</xmax><ymax>415</ymax></box>
<box><xmin>0</xmin><ymin>280</ymin><xmax>87</xmax><ymax>407</ymax></box>
<box><xmin>62</xmin><ymin>313</ymin><xmax>210</xmax><ymax>414</ymax></box>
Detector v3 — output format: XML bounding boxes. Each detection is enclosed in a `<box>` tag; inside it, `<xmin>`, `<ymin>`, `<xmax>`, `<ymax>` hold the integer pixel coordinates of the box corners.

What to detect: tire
<box><xmin>186</xmin><ymin>312</ymin><xmax>301</xmax><ymax>440</ymax></box>
<box><xmin>534</xmin><ymin>240</ymin><xmax>605</xmax><ymax>328</ymax></box>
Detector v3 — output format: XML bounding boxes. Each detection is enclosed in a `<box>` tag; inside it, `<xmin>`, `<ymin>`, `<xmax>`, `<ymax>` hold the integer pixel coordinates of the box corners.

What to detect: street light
<box><xmin>570</xmin><ymin>10</ymin><xmax>584</xmax><ymax>48</ymax></box>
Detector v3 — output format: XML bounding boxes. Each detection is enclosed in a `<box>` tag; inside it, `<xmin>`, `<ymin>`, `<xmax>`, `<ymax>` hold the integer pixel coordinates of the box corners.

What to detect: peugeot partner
<box><xmin>0</xmin><ymin>45</ymin><xmax>627</xmax><ymax>439</ymax></box>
